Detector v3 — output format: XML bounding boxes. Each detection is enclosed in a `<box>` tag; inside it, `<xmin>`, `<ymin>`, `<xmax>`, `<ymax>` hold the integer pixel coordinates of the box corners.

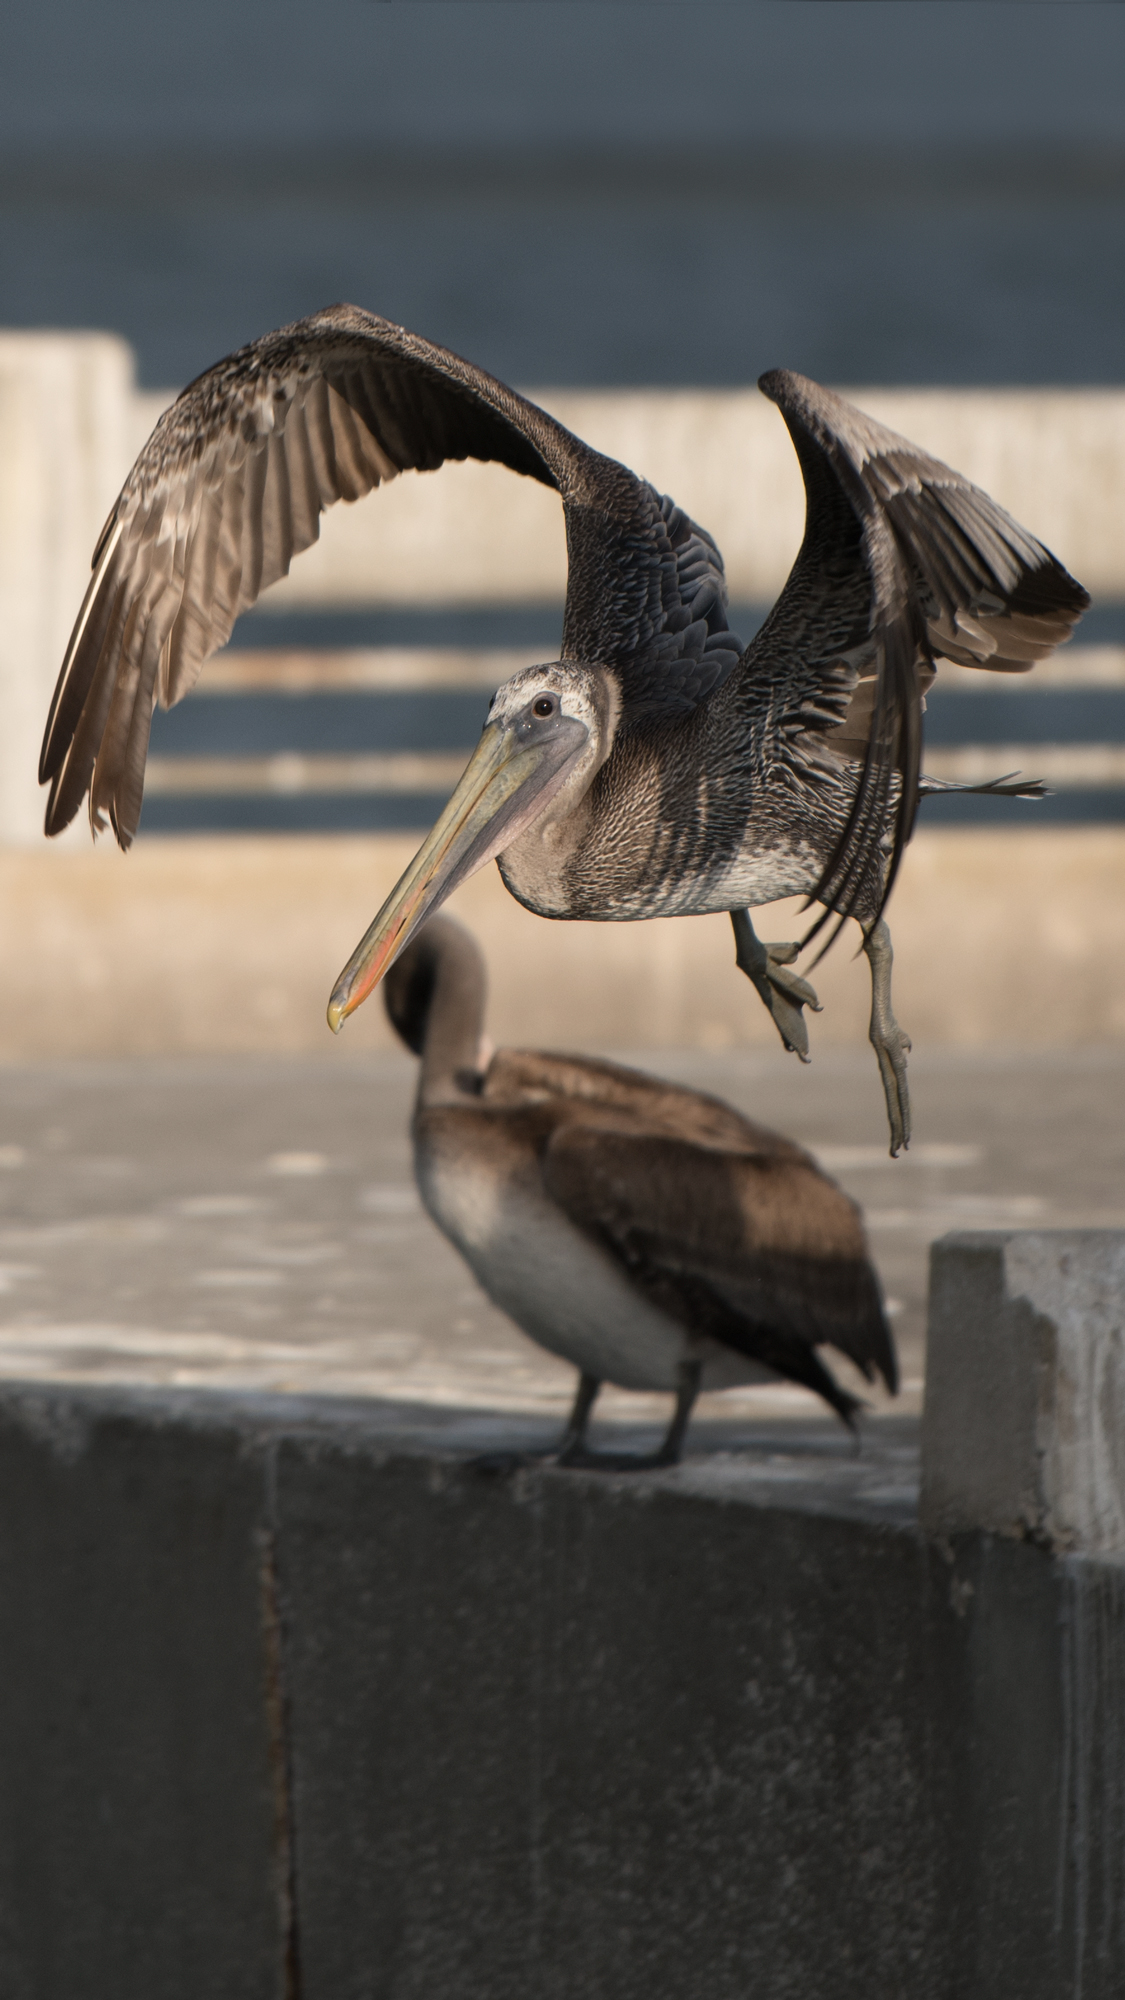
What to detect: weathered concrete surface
<box><xmin>0</xmin><ymin>1383</ymin><xmax>1122</xmax><ymax>2000</ymax></box>
<box><xmin>0</xmin><ymin>1387</ymin><xmax>283</xmax><ymax>1999</ymax></box>
<box><xmin>923</xmin><ymin>1232</ymin><xmax>1125</xmax><ymax>1552</ymax></box>
<box><xmin>3</xmin><ymin>825</ymin><xmax>1125</xmax><ymax>1059</ymax></box>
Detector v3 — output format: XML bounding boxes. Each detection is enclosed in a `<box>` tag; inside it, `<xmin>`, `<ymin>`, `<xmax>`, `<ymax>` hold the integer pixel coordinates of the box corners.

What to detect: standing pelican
<box><xmin>384</xmin><ymin>915</ymin><xmax>895</xmax><ymax>1465</ymax></box>
<box><xmin>39</xmin><ymin>306</ymin><xmax>1088</xmax><ymax>1151</ymax></box>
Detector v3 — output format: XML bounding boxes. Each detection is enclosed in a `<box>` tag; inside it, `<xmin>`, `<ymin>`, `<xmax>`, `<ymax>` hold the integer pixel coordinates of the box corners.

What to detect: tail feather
<box><xmin>919</xmin><ymin>771</ymin><xmax>1048</xmax><ymax>799</ymax></box>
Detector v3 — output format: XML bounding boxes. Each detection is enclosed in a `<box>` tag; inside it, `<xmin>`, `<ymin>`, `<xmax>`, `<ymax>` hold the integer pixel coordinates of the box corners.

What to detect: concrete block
<box><xmin>0</xmin><ymin>1387</ymin><xmax>285</xmax><ymax>1999</ymax></box>
<box><xmin>922</xmin><ymin>1231</ymin><xmax>1125</xmax><ymax>1552</ymax></box>
<box><xmin>276</xmin><ymin>1445</ymin><xmax>964</xmax><ymax>2000</ymax></box>
<box><xmin>2</xmin><ymin>1383</ymin><xmax>1124</xmax><ymax>1998</ymax></box>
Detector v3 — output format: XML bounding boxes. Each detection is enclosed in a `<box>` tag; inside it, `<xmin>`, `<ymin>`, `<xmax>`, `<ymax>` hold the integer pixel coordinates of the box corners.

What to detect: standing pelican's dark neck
<box><xmin>383</xmin><ymin>918</ymin><xmax>488</xmax><ymax>1106</ymax></box>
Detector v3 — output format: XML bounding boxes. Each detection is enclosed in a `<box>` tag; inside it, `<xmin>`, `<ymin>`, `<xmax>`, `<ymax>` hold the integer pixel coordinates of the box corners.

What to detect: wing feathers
<box><xmin>324</xmin><ymin>380</ymin><xmax>380</xmax><ymax>501</ymax></box>
<box><xmin>283</xmin><ymin>400</ymin><xmax>329</xmax><ymax>551</ymax></box>
<box><xmin>238</xmin><ymin>440</ymin><xmax>270</xmax><ymax>608</ymax></box>
<box><xmin>261</xmin><ymin>430</ymin><xmax>294</xmax><ymax>586</ymax></box>
<box><xmin>110</xmin><ymin>690</ymin><xmax>157</xmax><ymax>849</ymax></box>
<box><xmin>41</xmin><ymin>303</ymin><xmax>613</xmax><ymax>844</ymax></box>
<box><xmin>748</xmin><ymin>370</ymin><xmax>1088</xmax><ymax>936</ymax></box>
<box><xmin>40</xmin><ymin>521</ymin><xmax>126</xmax><ymax>784</ymax></box>
<box><xmin>303</xmin><ymin>372</ymin><xmax>343</xmax><ymax>503</ymax></box>
<box><xmin>543</xmin><ymin>1124</ymin><xmax>896</xmax><ymax>1393</ymax></box>
<box><xmin>47</xmin><ymin>577</ymin><xmax>133</xmax><ymax>832</ymax></box>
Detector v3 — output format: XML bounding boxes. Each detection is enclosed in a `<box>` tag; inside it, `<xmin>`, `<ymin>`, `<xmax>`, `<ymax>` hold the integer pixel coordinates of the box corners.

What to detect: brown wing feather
<box><xmin>541</xmin><ymin>1123</ymin><xmax>896</xmax><ymax>1393</ymax></box>
<box><xmin>484</xmin><ymin>1047</ymin><xmax>811</xmax><ymax>1161</ymax></box>
<box><xmin>42</xmin><ymin>304</ymin><xmax>755</xmax><ymax>845</ymax></box>
<box><xmin>746</xmin><ymin>370</ymin><xmax>1089</xmax><ymax>937</ymax></box>
<box><xmin>40</xmin><ymin>303</ymin><xmax>617</xmax><ymax>846</ymax></box>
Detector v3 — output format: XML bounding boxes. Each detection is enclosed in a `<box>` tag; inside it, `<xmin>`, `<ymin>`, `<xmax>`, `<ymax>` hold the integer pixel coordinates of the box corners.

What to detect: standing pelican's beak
<box><xmin>327</xmin><ymin>711</ymin><xmax>586</xmax><ymax>1031</ymax></box>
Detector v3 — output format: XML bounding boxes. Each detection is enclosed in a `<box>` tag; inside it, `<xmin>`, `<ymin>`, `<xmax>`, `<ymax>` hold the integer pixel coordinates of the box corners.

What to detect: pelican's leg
<box><xmin>555</xmin><ymin>1371</ymin><xmax>601</xmax><ymax>1457</ymax></box>
<box><xmin>557</xmin><ymin>1360</ymin><xmax>701</xmax><ymax>1472</ymax></box>
<box><xmin>655</xmin><ymin>1358</ymin><xmax>702</xmax><ymax>1466</ymax></box>
<box><xmin>864</xmin><ymin>916</ymin><xmax>912</xmax><ymax>1157</ymax></box>
<box><xmin>468</xmin><ymin>1373</ymin><xmax>601</xmax><ymax>1476</ymax></box>
<box><xmin>731</xmin><ymin>910</ymin><xmax>822</xmax><ymax>1062</ymax></box>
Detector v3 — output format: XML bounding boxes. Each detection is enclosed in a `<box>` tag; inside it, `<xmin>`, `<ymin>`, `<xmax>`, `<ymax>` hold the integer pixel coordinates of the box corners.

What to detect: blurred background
<box><xmin>4</xmin><ymin>0</ymin><xmax>1124</xmax><ymax>389</ymax></box>
<box><xmin>0</xmin><ymin>0</ymin><xmax>1122</xmax><ymax>1418</ymax></box>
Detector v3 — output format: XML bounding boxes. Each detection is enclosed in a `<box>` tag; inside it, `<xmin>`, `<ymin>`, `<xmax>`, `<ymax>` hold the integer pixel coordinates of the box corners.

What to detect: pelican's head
<box><xmin>327</xmin><ymin>661</ymin><xmax>618</xmax><ymax>1031</ymax></box>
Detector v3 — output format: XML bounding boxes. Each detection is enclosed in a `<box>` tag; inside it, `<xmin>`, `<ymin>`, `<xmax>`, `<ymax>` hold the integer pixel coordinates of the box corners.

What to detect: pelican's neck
<box><xmin>416</xmin><ymin>927</ymin><xmax>489</xmax><ymax>1108</ymax></box>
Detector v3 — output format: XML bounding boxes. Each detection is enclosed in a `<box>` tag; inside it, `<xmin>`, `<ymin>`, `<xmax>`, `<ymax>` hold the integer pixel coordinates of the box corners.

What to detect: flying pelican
<box><xmin>40</xmin><ymin>305</ymin><xmax>1088</xmax><ymax>1152</ymax></box>
<box><xmin>384</xmin><ymin>914</ymin><xmax>895</xmax><ymax>1466</ymax></box>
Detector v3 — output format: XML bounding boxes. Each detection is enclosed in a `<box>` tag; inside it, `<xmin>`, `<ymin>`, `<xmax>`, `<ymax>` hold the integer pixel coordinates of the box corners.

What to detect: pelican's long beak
<box><xmin>327</xmin><ymin>715</ymin><xmax>583</xmax><ymax>1031</ymax></box>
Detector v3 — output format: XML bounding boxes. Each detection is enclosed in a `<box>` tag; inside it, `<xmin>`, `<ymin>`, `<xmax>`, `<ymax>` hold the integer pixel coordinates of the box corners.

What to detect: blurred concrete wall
<box><xmin>1</xmin><ymin>825</ymin><xmax>1122</xmax><ymax>1059</ymax></box>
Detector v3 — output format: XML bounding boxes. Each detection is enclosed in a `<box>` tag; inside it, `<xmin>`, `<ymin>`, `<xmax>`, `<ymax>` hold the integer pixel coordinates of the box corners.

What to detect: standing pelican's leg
<box><xmin>469</xmin><ymin>1372</ymin><xmax>601</xmax><ymax>1477</ymax></box>
<box><xmin>555</xmin><ymin>1371</ymin><xmax>601</xmax><ymax>1458</ymax></box>
<box><xmin>656</xmin><ymin>1359</ymin><xmax>703</xmax><ymax>1466</ymax></box>
<box><xmin>864</xmin><ymin>917</ymin><xmax>912</xmax><ymax>1157</ymax></box>
<box><xmin>731</xmin><ymin>910</ymin><xmax>822</xmax><ymax>1062</ymax></box>
<box><xmin>558</xmin><ymin>1360</ymin><xmax>702</xmax><ymax>1472</ymax></box>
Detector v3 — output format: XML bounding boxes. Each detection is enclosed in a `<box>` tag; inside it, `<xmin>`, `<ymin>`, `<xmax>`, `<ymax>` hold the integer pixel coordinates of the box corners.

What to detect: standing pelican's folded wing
<box><xmin>736</xmin><ymin>371</ymin><xmax>1089</xmax><ymax>938</ymax></box>
<box><xmin>39</xmin><ymin>304</ymin><xmax>744</xmax><ymax>846</ymax></box>
<box><xmin>541</xmin><ymin>1122</ymin><xmax>896</xmax><ymax>1401</ymax></box>
<box><xmin>483</xmin><ymin>1046</ymin><xmax>811</xmax><ymax>1158</ymax></box>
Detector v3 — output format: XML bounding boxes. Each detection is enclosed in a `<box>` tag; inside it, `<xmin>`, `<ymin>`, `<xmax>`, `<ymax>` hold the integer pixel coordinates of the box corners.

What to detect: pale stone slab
<box><xmin>922</xmin><ymin>1231</ymin><xmax>1125</xmax><ymax>1553</ymax></box>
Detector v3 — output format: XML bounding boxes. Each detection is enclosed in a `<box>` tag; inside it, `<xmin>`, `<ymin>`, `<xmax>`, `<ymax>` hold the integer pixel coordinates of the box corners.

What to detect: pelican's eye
<box><xmin>532</xmin><ymin>696</ymin><xmax>556</xmax><ymax>719</ymax></box>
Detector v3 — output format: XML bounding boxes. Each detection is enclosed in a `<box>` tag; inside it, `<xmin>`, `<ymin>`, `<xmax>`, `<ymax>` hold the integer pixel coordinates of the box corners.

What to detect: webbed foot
<box><xmin>468</xmin><ymin>1449</ymin><xmax>537</xmax><ymax>1478</ymax></box>
<box><xmin>557</xmin><ymin>1434</ymin><xmax>684</xmax><ymax>1473</ymax></box>
<box><xmin>731</xmin><ymin>910</ymin><xmax>822</xmax><ymax>1061</ymax></box>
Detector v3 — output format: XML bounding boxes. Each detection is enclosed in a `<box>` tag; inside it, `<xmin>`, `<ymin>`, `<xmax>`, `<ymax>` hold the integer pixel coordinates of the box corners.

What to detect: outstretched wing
<box><xmin>542</xmin><ymin>1123</ymin><xmax>896</xmax><ymax>1396</ymax></box>
<box><xmin>740</xmin><ymin>371</ymin><xmax>1089</xmax><ymax>937</ymax></box>
<box><xmin>40</xmin><ymin>303</ymin><xmax>741</xmax><ymax>845</ymax></box>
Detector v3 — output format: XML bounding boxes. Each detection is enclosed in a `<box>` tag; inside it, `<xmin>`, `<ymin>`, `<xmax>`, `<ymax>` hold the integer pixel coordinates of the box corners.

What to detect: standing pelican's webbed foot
<box><xmin>556</xmin><ymin>1362</ymin><xmax>701</xmax><ymax>1472</ymax></box>
<box><xmin>468</xmin><ymin>1371</ymin><xmax>602</xmax><ymax>1477</ymax></box>
<box><xmin>731</xmin><ymin>910</ymin><xmax>822</xmax><ymax>1062</ymax></box>
<box><xmin>864</xmin><ymin>916</ymin><xmax>911</xmax><ymax>1157</ymax></box>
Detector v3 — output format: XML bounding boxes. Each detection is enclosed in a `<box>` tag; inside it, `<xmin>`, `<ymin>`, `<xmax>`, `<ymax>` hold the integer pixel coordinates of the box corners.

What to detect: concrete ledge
<box><xmin>3</xmin><ymin>825</ymin><xmax>1125</xmax><ymax>1057</ymax></box>
<box><xmin>1</xmin><ymin>1382</ymin><xmax>1124</xmax><ymax>1998</ymax></box>
<box><xmin>923</xmin><ymin>1232</ymin><xmax>1125</xmax><ymax>1552</ymax></box>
